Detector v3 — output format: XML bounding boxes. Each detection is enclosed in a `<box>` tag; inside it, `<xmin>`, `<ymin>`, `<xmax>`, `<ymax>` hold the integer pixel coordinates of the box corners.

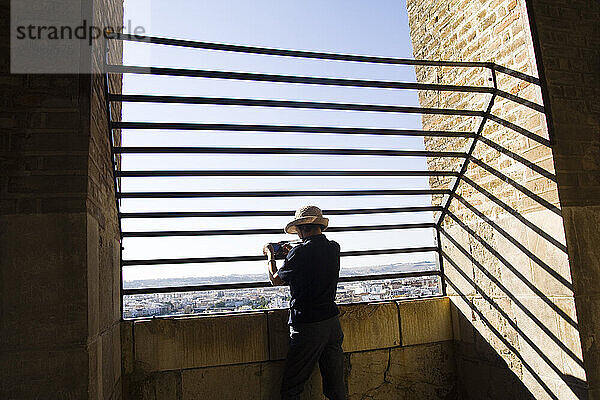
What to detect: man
<box><xmin>263</xmin><ymin>205</ymin><xmax>346</xmax><ymax>400</ymax></box>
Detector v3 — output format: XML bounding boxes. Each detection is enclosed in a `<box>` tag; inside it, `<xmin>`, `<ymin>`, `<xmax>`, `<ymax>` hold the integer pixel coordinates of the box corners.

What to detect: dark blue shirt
<box><xmin>277</xmin><ymin>234</ymin><xmax>340</xmax><ymax>325</ymax></box>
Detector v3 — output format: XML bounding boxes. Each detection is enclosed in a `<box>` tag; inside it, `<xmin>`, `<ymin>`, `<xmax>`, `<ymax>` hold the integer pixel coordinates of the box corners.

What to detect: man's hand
<box><xmin>263</xmin><ymin>243</ymin><xmax>275</xmax><ymax>259</ymax></box>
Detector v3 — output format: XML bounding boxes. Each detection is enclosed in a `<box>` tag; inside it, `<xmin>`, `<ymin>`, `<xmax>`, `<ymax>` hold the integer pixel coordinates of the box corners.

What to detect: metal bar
<box><xmin>116</xmin><ymin>170</ymin><xmax>460</xmax><ymax>178</ymax></box>
<box><xmin>113</xmin><ymin>146</ymin><xmax>468</xmax><ymax>158</ymax></box>
<box><xmin>436</xmin><ymin>74</ymin><xmax>498</xmax><ymax>227</ymax></box>
<box><xmin>112</xmin><ymin>32</ymin><xmax>494</xmax><ymax>68</ymax></box>
<box><xmin>493</xmin><ymin>65</ymin><xmax>541</xmax><ymax>85</ymax></box>
<box><xmin>488</xmin><ymin>114</ymin><xmax>551</xmax><ymax>147</ymax></box>
<box><xmin>107</xmin><ymin>65</ymin><xmax>494</xmax><ymax>99</ymax></box>
<box><xmin>435</xmin><ymin>227</ymin><xmax>447</xmax><ymax>296</ymax></box>
<box><xmin>117</xmin><ymin>189</ymin><xmax>451</xmax><ymax>199</ymax></box>
<box><xmin>122</xmin><ymin>270</ymin><xmax>441</xmax><ymax>296</ymax></box>
<box><xmin>469</xmin><ymin>157</ymin><xmax>561</xmax><ymax>216</ymax></box>
<box><xmin>112</xmin><ymin>121</ymin><xmax>477</xmax><ymax>138</ymax></box>
<box><xmin>122</xmin><ymin>246</ymin><xmax>439</xmax><ymax>266</ymax></box>
<box><xmin>495</xmin><ymin>90</ymin><xmax>544</xmax><ymax>113</ymax></box>
<box><xmin>461</xmin><ymin>176</ymin><xmax>567</xmax><ymax>253</ymax></box>
<box><xmin>477</xmin><ymin>136</ymin><xmax>556</xmax><ymax>182</ymax></box>
<box><xmin>111</xmin><ymin>93</ymin><xmax>487</xmax><ymax>116</ymax></box>
<box><xmin>122</xmin><ymin>222</ymin><xmax>437</xmax><ymax>238</ymax></box>
<box><xmin>119</xmin><ymin>206</ymin><xmax>444</xmax><ymax>219</ymax></box>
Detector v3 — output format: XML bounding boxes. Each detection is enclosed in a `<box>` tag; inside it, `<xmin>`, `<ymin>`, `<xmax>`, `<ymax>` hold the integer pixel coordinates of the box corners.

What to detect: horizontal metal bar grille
<box><xmin>110</xmin><ymin>94</ymin><xmax>486</xmax><ymax>116</ymax></box>
<box><xmin>122</xmin><ymin>246</ymin><xmax>439</xmax><ymax>266</ymax></box>
<box><xmin>117</xmin><ymin>189</ymin><xmax>450</xmax><ymax>199</ymax></box>
<box><xmin>122</xmin><ymin>270</ymin><xmax>441</xmax><ymax>295</ymax></box>
<box><xmin>122</xmin><ymin>222</ymin><xmax>436</xmax><ymax>238</ymax></box>
<box><xmin>119</xmin><ymin>206</ymin><xmax>444</xmax><ymax>219</ymax></box>
<box><xmin>107</xmin><ymin>65</ymin><xmax>494</xmax><ymax>98</ymax></box>
<box><xmin>116</xmin><ymin>170</ymin><xmax>460</xmax><ymax>178</ymax></box>
<box><xmin>113</xmin><ymin>146</ymin><xmax>468</xmax><ymax>158</ymax></box>
<box><xmin>107</xmin><ymin>33</ymin><xmax>549</xmax><ymax>314</ymax></box>
<box><xmin>113</xmin><ymin>33</ymin><xmax>492</xmax><ymax>68</ymax></box>
<box><xmin>111</xmin><ymin>121</ymin><xmax>477</xmax><ymax>138</ymax></box>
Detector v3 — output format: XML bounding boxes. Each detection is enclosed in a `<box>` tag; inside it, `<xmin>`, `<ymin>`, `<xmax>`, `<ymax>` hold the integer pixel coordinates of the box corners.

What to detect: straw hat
<box><xmin>285</xmin><ymin>205</ymin><xmax>329</xmax><ymax>234</ymax></box>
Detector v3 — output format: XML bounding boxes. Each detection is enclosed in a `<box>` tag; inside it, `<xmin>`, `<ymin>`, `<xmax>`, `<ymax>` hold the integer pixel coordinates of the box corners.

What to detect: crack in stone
<box><xmin>360</xmin><ymin>348</ymin><xmax>392</xmax><ymax>400</ymax></box>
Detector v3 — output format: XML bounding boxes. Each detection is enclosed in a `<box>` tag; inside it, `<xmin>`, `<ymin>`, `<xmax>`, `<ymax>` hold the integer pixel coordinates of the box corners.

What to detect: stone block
<box><xmin>260</xmin><ymin>360</ymin><xmax>325</xmax><ymax>400</ymax></box>
<box><xmin>338</xmin><ymin>302</ymin><xmax>400</xmax><ymax>352</ymax></box>
<box><xmin>347</xmin><ymin>349</ymin><xmax>394</xmax><ymax>399</ymax></box>
<box><xmin>554</xmin><ymin>298</ymin><xmax>585</xmax><ymax>380</ymax></box>
<box><xmin>135</xmin><ymin>370</ymin><xmax>182</xmax><ymax>400</ymax></box>
<box><xmin>134</xmin><ymin>312</ymin><xmax>269</xmax><ymax>371</ymax></box>
<box><xmin>270</xmin><ymin>303</ymin><xmax>402</xmax><ymax>358</ymax></box>
<box><xmin>121</xmin><ymin>320</ymin><xmax>135</xmax><ymax>376</ymax></box>
<box><xmin>398</xmin><ymin>297</ymin><xmax>453</xmax><ymax>346</ymax></box>
<box><xmin>88</xmin><ymin>213</ymin><xmax>100</xmax><ymax>338</ymax></box>
<box><xmin>450</xmin><ymin>298</ymin><xmax>475</xmax><ymax>344</ymax></box>
<box><xmin>259</xmin><ymin>361</ymin><xmax>287</xmax><ymax>400</ymax></box>
<box><xmin>573</xmin><ymin>294</ymin><xmax>600</xmax><ymax>391</ymax></box>
<box><xmin>389</xmin><ymin>342</ymin><xmax>457</xmax><ymax>397</ymax></box>
<box><xmin>562</xmin><ymin>206</ymin><xmax>600</xmax><ymax>297</ymax></box>
<box><xmin>0</xmin><ymin>346</ymin><xmax>89</xmax><ymax>399</ymax></box>
<box><xmin>494</xmin><ymin>213</ymin><xmax>536</xmax><ymax>297</ymax></box>
<box><xmin>267</xmin><ymin>309</ymin><xmax>290</xmax><ymax>360</ymax></box>
<box><xmin>524</xmin><ymin>210</ymin><xmax>572</xmax><ymax>297</ymax></box>
<box><xmin>101</xmin><ymin>323</ymin><xmax>121</xmax><ymax>399</ymax></box>
<box><xmin>182</xmin><ymin>363</ymin><xmax>261</xmax><ymax>400</ymax></box>
<box><xmin>0</xmin><ymin>213</ymin><xmax>88</xmax><ymax>349</ymax></box>
<box><xmin>347</xmin><ymin>343</ymin><xmax>457</xmax><ymax>400</ymax></box>
<box><xmin>440</xmin><ymin>224</ymin><xmax>477</xmax><ymax>298</ymax></box>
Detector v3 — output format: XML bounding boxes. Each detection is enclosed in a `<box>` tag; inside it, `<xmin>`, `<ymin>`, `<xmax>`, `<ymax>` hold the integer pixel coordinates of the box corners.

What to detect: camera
<box><xmin>270</xmin><ymin>241</ymin><xmax>291</xmax><ymax>260</ymax></box>
<box><xmin>268</xmin><ymin>240</ymin><xmax>301</xmax><ymax>260</ymax></box>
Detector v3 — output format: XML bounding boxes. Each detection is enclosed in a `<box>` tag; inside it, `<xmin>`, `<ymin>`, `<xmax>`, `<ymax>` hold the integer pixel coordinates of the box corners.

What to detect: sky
<box><xmin>119</xmin><ymin>0</ymin><xmax>442</xmax><ymax>282</ymax></box>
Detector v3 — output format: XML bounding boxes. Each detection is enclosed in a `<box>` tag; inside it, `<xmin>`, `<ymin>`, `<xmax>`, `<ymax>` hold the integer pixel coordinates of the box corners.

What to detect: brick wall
<box><xmin>0</xmin><ymin>0</ymin><xmax>123</xmax><ymax>398</ymax></box>
<box><xmin>406</xmin><ymin>0</ymin><xmax>586</xmax><ymax>398</ymax></box>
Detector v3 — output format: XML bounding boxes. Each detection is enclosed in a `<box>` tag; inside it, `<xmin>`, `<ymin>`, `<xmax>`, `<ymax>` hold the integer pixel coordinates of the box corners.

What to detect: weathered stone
<box><xmin>398</xmin><ymin>297</ymin><xmax>453</xmax><ymax>346</ymax></box>
<box><xmin>267</xmin><ymin>309</ymin><xmax>290</xmax><ymax>360</ymax></box>
<box><xmin>347</xmin><ymin>343</ymin><xmax>457</xmax><ymax>400</ymax></box>
<box><xmin>449</xmin><ymin>299</ymin><xmax>475</xmax><ymax>344</ymax></box>
<box><xmin>121</xmin><ymin>321</ymin><xmax>135</xmax><ymax>376</ymax></box>
<box><xmin>134</xmin><ymin>312</ymin><xmax>269</xmax><ymax>371</ymax></box>
<box><xmin>182</xmin><ymin>363</ymin><xmax>261</xmax><ymax>400</ymax></box>
<box><xmin>270</xmin><ymin>302</ymin><xmax>402</xmax><ymax>359</ymax></box>
<box><xmin>0</xmin><ymin>213</ymin><xmax>88</xmax><ymax>349</ymax></box>
<box><xmin>136</xmin><ymin>370</ymin><xmax>181</xmax><ymax>400</ymax></box>
<box><xmin>389</xmin><ymin>342</ymin><xmax>457</xmax><ymax>399</ymax></box>
<box><xmin>0</xmin><ymin>346</ymin><xmax>89</xmax><ymax>399</ymax></box>
<box><xmin>338</xmin><ymin>302</ymin><xmax>400</xmax><ymax>352</ymax></box>
<box><xmin>260</xmin><ymin>360</ymin><xmax>325</xmax><ymax>400</ymax></box>
<box><xmin>347</xmin><ymin>349</ymin><xmax>395</xmax><ymax>399</ymax></box>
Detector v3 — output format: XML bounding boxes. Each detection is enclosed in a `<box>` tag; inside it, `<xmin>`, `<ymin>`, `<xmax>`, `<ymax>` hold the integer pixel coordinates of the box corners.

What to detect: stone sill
<box><xmin>122</xmin><ymin>296</ymin><xmax>453</xmax><ymax>374</ymax></box>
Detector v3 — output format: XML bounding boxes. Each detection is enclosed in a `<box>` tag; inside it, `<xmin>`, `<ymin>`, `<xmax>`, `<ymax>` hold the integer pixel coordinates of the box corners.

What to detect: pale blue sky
<box><xmin>119</xmin><ymin>0</ymin><xmax>442</xmax><ymax>281</ymax></box>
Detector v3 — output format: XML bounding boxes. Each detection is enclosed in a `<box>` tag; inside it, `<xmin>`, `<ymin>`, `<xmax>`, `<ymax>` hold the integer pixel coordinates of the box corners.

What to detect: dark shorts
<box><xmin>280</xmin><ymin>315</ymin><xmax>346</xmax><ymax>400</ymax></box>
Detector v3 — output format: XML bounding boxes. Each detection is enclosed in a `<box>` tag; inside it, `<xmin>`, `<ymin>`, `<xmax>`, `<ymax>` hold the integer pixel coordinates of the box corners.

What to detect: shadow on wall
<box><xmin>450</xmin><ymin>297</ymin><xmax>588</xmax><ymax>400</ymax></box>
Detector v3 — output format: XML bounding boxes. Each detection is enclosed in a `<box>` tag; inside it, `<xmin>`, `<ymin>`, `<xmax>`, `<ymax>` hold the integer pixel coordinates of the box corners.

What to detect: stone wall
<box><xmin>121</xmin><ymin>298</ymin><xmax>457</xmax><ymax>400</ymax></box>
<box><xmin>0</xmin><ymin>0</ymin><xmax>123</xmax><ymax>398</ymax></box>
<box><xmin>406</xmin><ymin>0</ymin><xmax>586</xmax><ymax>398</ymax></box>
<box><xmin>526</xmin><ymin>0</ymin><xmax>600</xmax><ymax>397</ymax></box>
